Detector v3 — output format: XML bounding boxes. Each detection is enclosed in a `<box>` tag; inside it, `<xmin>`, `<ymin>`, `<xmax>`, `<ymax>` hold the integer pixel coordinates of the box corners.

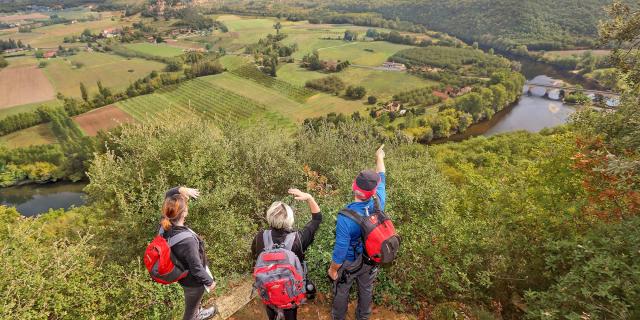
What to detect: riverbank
<box><xmin>0</xmin><ymin>182</ymin><xmax>86</xmax><ymax>216</ymax></box>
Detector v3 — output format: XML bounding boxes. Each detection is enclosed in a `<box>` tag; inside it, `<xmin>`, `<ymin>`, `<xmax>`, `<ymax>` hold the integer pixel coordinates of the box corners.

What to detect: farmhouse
<box><xmin>456</xmin><ymin>86</ymin><xmax>473</xmax><ymax>96</ymax></box>
<box><xmin>43</xmin><ymin>50</ymin><xmax>57</xmax><ymax>59</ymax></box>
<box><xmin>382</xmin><ymin>61</ymin><xmax>407</xmax><ymax>71</ymax></box>
<box><xmin>184</xmin><ymin>48</ymin><xmax>206</xmax><ymax>53</ymax></box>
<box><xmin>432</xmin><ymin>90</ymin><xmax>450</xmax><ymax>100</ymax></box>
<box><xmin>385</xmin><ymin>101</ymin><xmax>402</xmax><ymax>112</ymax></box>
<box><xmin>101</xmin><ymin>28</ymin><xmax>120</xmax><ymax>38</ymax></box>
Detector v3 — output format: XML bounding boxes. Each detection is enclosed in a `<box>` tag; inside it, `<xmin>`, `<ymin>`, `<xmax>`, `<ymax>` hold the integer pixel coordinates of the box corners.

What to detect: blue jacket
<box><xmin>332</xmin><ymin>172</ymin><xmax>386</xmax><ymax>264</ymax></box>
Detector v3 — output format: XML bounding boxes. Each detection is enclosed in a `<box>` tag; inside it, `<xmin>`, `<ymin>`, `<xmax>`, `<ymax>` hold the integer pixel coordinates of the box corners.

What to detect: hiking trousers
<box><xmin>182</xmin><ymin>284</ymin><xmax>205</xmax><ymax>320</ymax></box>
<box><xmin>266</xmin><ymin>306</ymin><xmax>298</xmax><ymax>320</ymax></box>
<box><xmin>331</xmin><ymin>255</ymin><xmax>379</xmax><ymax>320</ymax></box>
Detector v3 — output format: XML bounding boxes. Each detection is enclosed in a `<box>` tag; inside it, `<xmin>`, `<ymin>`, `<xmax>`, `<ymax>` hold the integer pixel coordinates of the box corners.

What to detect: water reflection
<box><xmin>484</xmin><ymin>96</ymin><xmax>576</xmax><ymax>136</ymax></box>
<box><xmin>0</xmin><ymin>183</ymin><xmax>86</xmax><ymax>217</ymax></box>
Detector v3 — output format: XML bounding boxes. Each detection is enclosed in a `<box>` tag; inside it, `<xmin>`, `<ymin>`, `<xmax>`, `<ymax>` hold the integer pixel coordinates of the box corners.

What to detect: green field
<box><xmin>0</xmin><ymin>12</ymin><xmax>134</xmax><ymax>48</ymax></box>
<box><xmin>230</xmin><ymin>64</ymin><xmax>315</xmax><ymax>103</ymax></box>
<box><xmin>43</xmin><ymin>52</ymin><xmax>166</xmax><ymax>97</ymax></box>
<box><xmin>0</xmin><ymin>100</ymin><xmax>61</xmax><ymax>120</ymax></box>
<box><xmin>277</xmin><ymin>62</ymin><xmax>436</xmax><ymax>100</ymax></box>
<box><xmin>217</xmin><ymin>15</ymin><xmax>277</xmax><ymax>45</ymax></box>
<box><xmin>0</xmin><ymin>123</ymin><xmax>57</xmax><ymax>148</ymax></box>
<box><xmin>116</xmin><ymin>77</ymin><xmax>291</xmax><ymax>127</ymax></box>
<box><xmin>218</xmin><ymin>55</ymin><xmax>251</xmax><ymax>71</ymax></box>
<box><xmin>124</xmin><ymin>43</ymin><xmax>185</xmax><ymax>58</ymax></box>
<box><xmin>318</xmin><ymin>41</ymin><xmax>414</xmax><ymax>66</ymax></box>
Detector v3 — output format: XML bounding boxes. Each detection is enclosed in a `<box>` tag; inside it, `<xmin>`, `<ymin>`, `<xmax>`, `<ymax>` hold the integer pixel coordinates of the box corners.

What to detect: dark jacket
<box><xmin>164</xmin><ymin>226</ymin><xmax>214</xmax><ymax>287</ymax></box>
<box><xmin>163</xmin><ymin>187</ymin><xmax>213</xmax><ymax>287</ymax></box>
<box><xmin>251</xmin><ymin>213</ymin><xmax>323</xmax><ymax>263</ymax></box>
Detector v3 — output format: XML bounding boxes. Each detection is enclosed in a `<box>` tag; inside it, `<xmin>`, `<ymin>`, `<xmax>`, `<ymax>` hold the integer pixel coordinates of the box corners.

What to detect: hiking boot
<box><xmin>197</xmin><ymin>306</ymin><xmax>217</xmax><ymax>320</ymax></box>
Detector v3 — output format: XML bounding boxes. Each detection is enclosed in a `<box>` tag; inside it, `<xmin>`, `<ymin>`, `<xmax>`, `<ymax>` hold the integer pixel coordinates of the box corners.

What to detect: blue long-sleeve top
<box><xmin>332</xmin><ymin>172</ymin><xmax>386</xmax><ymax>264</ymax></box>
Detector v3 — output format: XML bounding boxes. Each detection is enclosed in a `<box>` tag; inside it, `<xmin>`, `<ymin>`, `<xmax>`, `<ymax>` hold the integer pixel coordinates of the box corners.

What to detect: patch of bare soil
<box><xmin>73</xmin><ymin>105</ymin><xmax>134</xmax><ymax>136</ymax></box>
<box><xmin>0</xmin><ymin>66</ymin><xmax>55</xmax><ymax>109</ymax></box>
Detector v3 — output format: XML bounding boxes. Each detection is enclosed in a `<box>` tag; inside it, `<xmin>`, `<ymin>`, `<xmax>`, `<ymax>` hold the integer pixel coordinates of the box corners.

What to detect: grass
<box><xmin>318</xmin><ymin>41</ymin><xmax>414</xmax><ymax>66</ymax></box>
<box><xmin>218</xmin><ymin>55</ymin><xmax>251</xmax><ymax>71</ymax></box>
<box><xmin>4</xmin><ymin>56</ymin><xmax>39</xmax><ymax>69</ymax></box>
<box><xmin>276</xmin><ymin>63</ymin><xmax>327</xmax><ymax>86</ymax></box>
<box><xmin>0</xmin><ymin>100</ymin><xmax>61</xmax><ymax>120</ymax></box>
<box><xmin>230</xmin><ymin>64</ymin><xmax>315</xmax><ymax>103</ymax></box>
<box><xmin>277</xmin><ymin>62</ymin><xmax>437</xmax><ymax>100</ymax></box>
<box><xmin>42</xmin><ymin>52</ymin><xmax>165</xmax><ymax>97</ymax></box>
<box><xmin>116</xmin><ymin>77</ymin><xmax>292</xmax><ymax>128</ymax></box>
<box><xmin>202</xmin><ymin>72</ymin><xmax>368</xmax><ymax>122</ymax></box>
<box><xmin>338</xmin><ymin>67</ymin><xmax>436</xmax><ymax>99</ymax></box>
<box><xmin>0</xmin><ymin>123</ymin><xmax>57</xmax><ymax>148</ymax></box>
<box><xmin>0</xmin><ymin>12</ymin><xmax>136</xmax><ymax>49</ymax></box>
<box><xmin>124</xmin><ymin>43</ymin><xmax>185</xmax><ymax>58</ymax></box>
<box><xmin>540</xmin><ymin>49</ymin><xmax>612</xmax><ymax>58</ymax></box>
<box><xmin>218</xmin><ymin>15</ymin><xmax>277</xmax><ymax>45</ymax></box>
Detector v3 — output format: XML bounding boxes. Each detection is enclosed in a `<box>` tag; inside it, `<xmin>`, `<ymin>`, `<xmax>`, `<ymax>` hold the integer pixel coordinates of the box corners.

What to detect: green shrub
<box><xmin>0</xmin><ymin>206</ymin><xmax>182</xmax><ymax>319</ymax></box>
<box><xmin>525</xmin><ymin>216</ymin><xmax>640</xmax><ymax>319</ymax></box>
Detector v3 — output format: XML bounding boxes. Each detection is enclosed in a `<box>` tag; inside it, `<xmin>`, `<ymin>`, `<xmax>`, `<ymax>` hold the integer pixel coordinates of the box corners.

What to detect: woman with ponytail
<box><xmin>161</xmin><ymin>186</ymin><xmax>217</xmax><ymax>320</ymax></box>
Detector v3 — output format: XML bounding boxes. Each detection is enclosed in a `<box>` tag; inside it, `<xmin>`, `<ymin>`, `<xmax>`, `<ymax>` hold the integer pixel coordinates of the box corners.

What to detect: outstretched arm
<box><xmin>289</xmin><ymin>188</ymin><xmax>320</xmax><ymax>214</ymax></box>
<box><xmin>376</xmin><ymin>144</ymin><xmax>385</xmax><ymax>173</ymax></box>
<box><xmin>289</xmin><ymin>188</ymin><xmax>322</xmax><ymax>250</ymax></box>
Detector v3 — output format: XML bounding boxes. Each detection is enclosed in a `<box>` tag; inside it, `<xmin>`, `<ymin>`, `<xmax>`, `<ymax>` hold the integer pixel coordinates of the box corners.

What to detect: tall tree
<box><xmin>273</xmin><ymin>21</ymin><xmax>282</xmax><ymax>35</ymax></box>
<box><xmin>79</xmin><ymin>82</ymin><xmax>88</xmax><ymax>102</ymax></box>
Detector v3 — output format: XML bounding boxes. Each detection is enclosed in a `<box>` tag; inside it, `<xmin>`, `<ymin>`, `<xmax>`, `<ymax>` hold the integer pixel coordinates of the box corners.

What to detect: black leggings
<box><xmin>182</xmin><ymin>285</ymin><xmax>205</xmax><ymax>320</ymax></box>
<box><xmin>266</xmin><ymin>306</ymin><xmax>297</xmax><ymax>320</ymax></box>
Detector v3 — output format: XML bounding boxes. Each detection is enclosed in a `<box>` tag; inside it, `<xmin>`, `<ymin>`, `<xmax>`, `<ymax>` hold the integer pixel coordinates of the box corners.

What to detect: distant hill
<box><xmin>318</xmin><ymin>0</ymin><xmax>612</xmax><ymax>50</ymax></box>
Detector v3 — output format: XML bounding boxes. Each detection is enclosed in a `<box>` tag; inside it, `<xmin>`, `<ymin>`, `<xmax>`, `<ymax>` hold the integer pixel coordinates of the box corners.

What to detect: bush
<box><xmin>38</xmin><ymin>61</ymin><xmax>48</xmax><ymax>68</ymax></box>
<box><xmin>345</xmin><ymin>85</ymin><xmax>367</xmax><ymax>99</ymax></box>
<box><xmin>525</xmin><ymin>216</ymin><xmax>640</xmax><ymax>319</ymax></box>
<box><xmin>368</xmin><ymin>96</ymin><xmax>378</xmax><ymax>104</ymax></box>
<box><xmin>185</xmin><ymin>60</ymin><xmax>224</xmax><ymax>78</ymax></box>
<box><xmin>0</xmin><ymin>206</ymin><xmax>182</xmax><ymax>319</ymax></box>
<box><xmin>165</xmin><ymin>59</ymin><xmax>183</xmax><ymax>72</ymax></box>
<box><xmin>305</xmin><ymin>75</ymin><xmax>345</xmax><ymax>95</ymax></box>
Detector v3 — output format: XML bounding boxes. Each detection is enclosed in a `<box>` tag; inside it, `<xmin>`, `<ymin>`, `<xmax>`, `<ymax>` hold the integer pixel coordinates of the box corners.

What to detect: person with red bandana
<box><xmin>328</xmin><ymin>145</ymin><xmax>386</xmax><ymax>320</ymax></box>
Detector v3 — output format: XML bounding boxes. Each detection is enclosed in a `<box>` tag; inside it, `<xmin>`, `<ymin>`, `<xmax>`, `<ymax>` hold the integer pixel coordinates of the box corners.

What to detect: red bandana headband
<box><xmin>352</xmin><ymin>177</ymin><xmax>380</xmax><ymax>200</ymax></box>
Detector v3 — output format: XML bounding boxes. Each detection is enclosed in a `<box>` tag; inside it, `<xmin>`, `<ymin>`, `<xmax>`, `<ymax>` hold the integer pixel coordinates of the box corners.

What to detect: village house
<box><xmin>43</xmin><ymin>50</ymin><xmax>57</xmax><ymax>59</ymax></box>
<box><xmin>382</xmin><ymin>61</ymin><xmax>407</xmax><ymax>71</ymax></box>
<box><xmin>415</xmin><ymin>66</ymin><xmax>442</xmax><ymax>73</ymax></box>
<box><xmin>102</xmin><ymin>28</ymin><xmax>120</xmax><ymax>38</ymax></box>
<box><xmin>321</xmin><ymin>60</ymin><xmax>338</xmax><ymax>72</ymax></box>
<box><xmin>184</xmin><ymin>48</ymin><xmax>206</xmax><ymax>53</ymax></box>
<box><xmin>432</xmin><ymin>90</ymin><xmax>450</xmax><ymax>101</ymax></box>
<box><xmin>456</xmin><ymin>86</ymin><xmax>473</xmax><ymax>96</ymax></box>
<box><xmin>385</xmin><ymin>101</ymin><xmax>402</xmax><ymax>112</ymax></box>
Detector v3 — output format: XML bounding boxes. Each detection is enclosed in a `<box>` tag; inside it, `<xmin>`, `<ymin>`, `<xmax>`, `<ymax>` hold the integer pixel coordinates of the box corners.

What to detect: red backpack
<box><xmin>253</xmin><ymin>231</ymin><xmax>307</xmax><ymax>310</ymax></box>
<box><xmin>144</xmin><ymin>228</ymin><xmax>196</xmax><ymax>284</ymax></box>
<box><xmin>340</xmin><ymin>198</ymin><xmax>401</xmax><ymax>264</ymax></box>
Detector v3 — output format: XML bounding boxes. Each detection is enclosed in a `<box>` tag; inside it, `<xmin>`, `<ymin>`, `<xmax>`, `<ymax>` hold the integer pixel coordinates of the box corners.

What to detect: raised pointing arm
<box><xmin>376</xmin><ymin>144</ymin><xmax>385</xmax><ymax>173</ymax></box>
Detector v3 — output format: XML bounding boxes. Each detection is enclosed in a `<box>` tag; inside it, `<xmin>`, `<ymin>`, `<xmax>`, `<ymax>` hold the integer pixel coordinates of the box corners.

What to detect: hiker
<box><xmin>329</xmin><ymin>144</ymin><xmax>400</xmax><ymax>320</ymax></box>
<box><xmin>159</xmin><ymin>187</ymin><xmax>217</xmax><ymax>320</ymax></box>
<box><xmin>252</xmin><ymin>188</ymin><xmax>322</xmax><ymax>320</ymax></box>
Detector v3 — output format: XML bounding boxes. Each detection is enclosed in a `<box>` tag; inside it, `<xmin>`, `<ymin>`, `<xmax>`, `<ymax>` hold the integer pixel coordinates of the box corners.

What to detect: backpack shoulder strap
<box><xmin>340</xmin><ymin>208</ymin><xmax>365</xmax><ymax>226</ymax></box>
<box><xmin>168</xmin><ymin>230</ymin><xmax>196</xmax><ymax>247</ymax></box>
<box><xmin>263</xmin><ymin>230</ymin><xmax>274</xmax><ymax>250</ymax></box>
<box><xmin>372</xmin><ymin>196</ymin><xmax>382</xmax><ymax>213</ymax></box>
<box><xmin>283</xmin><ymin>232</ymin><xmax>297</xmax><ymax>251</ymax></box>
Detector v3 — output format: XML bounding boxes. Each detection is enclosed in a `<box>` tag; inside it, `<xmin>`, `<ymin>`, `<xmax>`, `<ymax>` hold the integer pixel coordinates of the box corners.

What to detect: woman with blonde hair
<box><xmin>251</xmin><ymin>188</ymin><xmax>322</xmax><ymax>320</ymax></box>
<box><xmin>161</xmin><ymin>186</ymin><xmax>217</xmax><ymax>320</ymax></box>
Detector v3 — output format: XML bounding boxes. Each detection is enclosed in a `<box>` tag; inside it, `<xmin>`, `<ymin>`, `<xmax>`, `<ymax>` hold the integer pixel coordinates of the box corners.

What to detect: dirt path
<box><xmin>203</xmin><ymin>278</ymin><xmax>416</xmax><ymax>320</ymax></box>
<box><xmin>230</xmin><ymin>296</ymin><xmax>416</xmax><ymax>320</ymax></box>
<box><xmin>0</xmin><ymin>66</ymin><xmax>55</xmax><ymax>109</ymax></box>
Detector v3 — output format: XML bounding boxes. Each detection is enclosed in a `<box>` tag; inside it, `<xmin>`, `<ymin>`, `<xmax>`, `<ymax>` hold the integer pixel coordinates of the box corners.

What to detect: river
<box><xmin>0</xmin><ymin>182</ymin><xmax>86</xmax><ymax>217</ymax></box>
